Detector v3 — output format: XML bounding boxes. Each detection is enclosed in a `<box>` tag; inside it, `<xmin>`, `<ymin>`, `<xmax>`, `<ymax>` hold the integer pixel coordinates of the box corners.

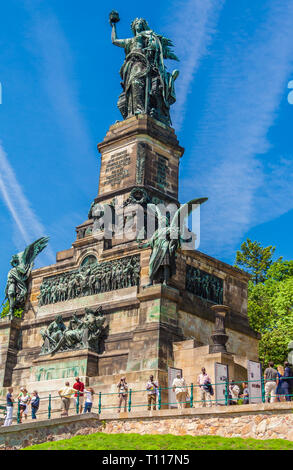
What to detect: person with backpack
<box><xmin>31</xmin><ymin>391</ymin><xmax>40</xmax><ymax>419</ymax></box>
<box><xmin>197</xmin><ymin>367</ymin><xmax>213</xmax><ymax>407</ymax></box>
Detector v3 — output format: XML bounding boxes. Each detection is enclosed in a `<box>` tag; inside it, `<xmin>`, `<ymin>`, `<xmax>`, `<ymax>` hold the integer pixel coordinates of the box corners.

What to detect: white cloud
<box><xmin>167</xmin><ymin>0</ymin><xmax>225</xmax><ymax>130</ymax></box>
<box><xmin>24</xmin><ymin>4</ymin><xmax>96</xmax><ymax>194</ymax></box>
<box><xmin>0</xmin><ymin>142</ymin><xmax>55</xmax><ymax>262</ymax></box>
<box><xmin>182</xmin><ymin>1</ymin><xmax>293</xmax><ymax>258</ymax></box>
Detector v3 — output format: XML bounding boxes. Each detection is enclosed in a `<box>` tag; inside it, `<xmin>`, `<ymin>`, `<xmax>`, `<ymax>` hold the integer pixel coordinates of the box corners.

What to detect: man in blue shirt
<box><xmin>3</xmin><ymin>387</ymin><xmax>14</xmax><ymax>426</ymax></box>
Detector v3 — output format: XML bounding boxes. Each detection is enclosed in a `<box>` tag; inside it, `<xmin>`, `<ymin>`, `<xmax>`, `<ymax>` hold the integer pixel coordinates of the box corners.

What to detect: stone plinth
<box><xmin>97</xmin><ymin>115</ymin><xmax>184</xmax><ymax>202</ymax></box>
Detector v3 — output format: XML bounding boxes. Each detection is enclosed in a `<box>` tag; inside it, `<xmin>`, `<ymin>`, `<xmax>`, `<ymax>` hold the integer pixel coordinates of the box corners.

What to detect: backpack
<box><xmin>32</xmin><ymin>397</ymin><xmax>40</xmax><ymax>409</ymax></box>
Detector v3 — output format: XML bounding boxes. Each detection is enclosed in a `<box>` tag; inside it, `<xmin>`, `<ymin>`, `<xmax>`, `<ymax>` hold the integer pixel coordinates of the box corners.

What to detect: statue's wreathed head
<box><xmin>10</xmin><ymin>255</ymin><xmax>19</xmax><ymax>267</ymax></box>
<box><xmin>131</xmin><ymin>18</ymin><xmax>150</xmax><ymax>35</ymax></box>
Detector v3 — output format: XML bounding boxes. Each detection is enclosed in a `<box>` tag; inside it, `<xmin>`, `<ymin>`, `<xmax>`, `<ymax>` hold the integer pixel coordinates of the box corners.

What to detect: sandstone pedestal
<box><xmin>0</xmin><ymin>116</ymin><xmax>259</xmax><ymax>409</ymax></box>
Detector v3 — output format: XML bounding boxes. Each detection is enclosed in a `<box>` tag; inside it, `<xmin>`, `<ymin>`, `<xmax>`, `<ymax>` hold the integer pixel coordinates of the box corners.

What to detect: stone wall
<box><xmin>1</xmin><ymin>403</ymin><xmax>293</xmax><ymax>449</ymax></box>
<box><xmin>100</xmin><ymin>403</ymin><xmax>293</xmax><ymax>442</ymax></box>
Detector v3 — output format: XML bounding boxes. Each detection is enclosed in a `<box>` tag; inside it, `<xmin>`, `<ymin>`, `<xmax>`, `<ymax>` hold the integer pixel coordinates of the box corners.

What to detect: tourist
<box><xmin>229</xmin><ymin>380</ymin><xmax>240</xmax><ymax>405</ymax></box>
<box><xmin>83</xmin><ymin>388</ymin><xmax>95</xmax><ymax>413</ymax></box>
<box><xmin>146</xmin><ymin>375</ymin><xmax>158</xmax><ymax>411</ymax></box>
<box><xmin>3</xmin><ymin>387</ymin><xmax>14</xmax><ymax>427</ymax></box>
<box><xmin>284</xmin><ymin>361</ymin><xmax>293</xmax><ymax>402</ymax></box>
<box><xmin>197</xmin><ymin>367</ymin><xmax>213</xmax><ymax>408</ymax></box>
<box><xmin>17</xmin><ymin>388</ymin><xmax>31</xmax><ymax>423</ymax></box>
<box><xmin>264</xmin><ymin>361</ymin><xmax>279</xmax><ymax>403</ymax></box>
<box><xmin>31</xmin><ymin>391</ymin><xmax>40</xmax><ymax>419</ymax></box>
<box><xmin>58</xmin><ymin>382</ymin><xmax>76</xmax><ymax>417</ymax></box>
<box><xmin>276</xmin><ymin>365</ymin><xmax>287</xmax><ymax>402</ymax></box>
<box><xmin>241</xmin><ymin>382</ymin><xmax>249</xmax><ymax>404</ymax></box>
<box><xmin>117</xmin><ymin>377</ymin><xmax>128</xmax><ymax>413</ymax></box>
<box><xmin>172</xmin><ymin>373</ymin><xmax>188</xmax><ymax>409</ymax></box>
<box><xmin>73</xmin><ymin>377</ymin><xmax>85</xmax><ymax>414</ymax></box>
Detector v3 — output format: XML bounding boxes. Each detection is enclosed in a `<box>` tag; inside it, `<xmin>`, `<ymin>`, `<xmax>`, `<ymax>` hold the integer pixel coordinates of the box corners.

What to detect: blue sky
<box><xmin>1</xmin><ymin>0</ymin><xmax>293</xmax><ymax>297</ymax></box>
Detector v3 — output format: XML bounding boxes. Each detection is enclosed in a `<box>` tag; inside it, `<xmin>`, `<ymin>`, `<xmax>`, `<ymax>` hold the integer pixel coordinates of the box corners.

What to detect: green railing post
<box><xmin>190</xmin><ymin>383</ymin><xmax>194</xmax><ymax>408</ymax></box>
<box><xmin>158</xmin><ymin>387</ymin><xmax>161</xmax><ymax>410</ymax></box>
<box><xmin>225</xmin><ymin>381</ymin><xmax>229</xmax><ymax>406</ymax></box>
<box><xmin>48</xmin><ymin>394</ymin><xmax>51</xmax><ymax>419</ymax></box>
<box><xmin>76</xmin><ymin>392</ymin><xmax>80</xmax><ymax>414</ymax></box>
<box><xmin>17</xmin><ymin>401</ymin><xmax>21</xmax><ymax>424</ymax></box>
<box><xmin>128</xmin><ymin>389</ymin><xmax>132</xmax><ymax>413</ymax></box>
<box><xmin>261</xmin><ymin>378</ymin><xmax>265</xmax><ymax>403</ymax></box>
<box><xmin>98</xmin><ymin>392</ymin><xmax>102</xmax><ymax>414</ymax></box>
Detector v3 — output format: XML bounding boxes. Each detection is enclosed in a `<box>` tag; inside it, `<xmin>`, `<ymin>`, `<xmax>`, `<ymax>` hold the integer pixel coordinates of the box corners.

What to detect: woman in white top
<box><xmin>17</xmin><ymin>388</ymin><xmax>31</xmax><ymax>423</ymax></box>
<box><xmin>83</xmin><ymin>388</ymin><xmax>95</xmax><ymax>413</ymax></box>
<box><xmin>172</xmin><ymin>374</ymin><xmax>188</xmax><ymax>409</ymax></box>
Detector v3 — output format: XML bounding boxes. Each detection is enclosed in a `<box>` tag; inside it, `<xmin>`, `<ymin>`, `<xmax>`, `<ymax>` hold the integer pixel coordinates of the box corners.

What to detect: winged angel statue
<box><xmin>4</xmin><ymin>237</ymin><xmax>49</xmax><ymax>318</ymax></box>
<box><xmin>110</xmin><ymin>11</ymin><xmax>179</xmax><ymax>126</ymax></box>
<box><xmin>138</xmin><ymin>198</ymin><xmax>208</xmax><ymax>285</ymax></box>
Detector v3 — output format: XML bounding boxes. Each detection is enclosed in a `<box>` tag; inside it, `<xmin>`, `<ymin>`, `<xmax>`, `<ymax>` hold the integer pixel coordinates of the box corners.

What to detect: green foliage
<box><xmin>235</xmin><ymin>238</ymin><xmax>279</xmax><ymax>284</ymax></box>
<box><xmin>0</xmin><ymin>301</ymin><xmax>9</xmax><ymax>318</ymax></box>
<box><xmin>23</xmin><ymin>433</ymin><xmax>293</xmax><ymax>450</ymax></box>
<box><xmin>0</xmin><ymin>300</ymin><xmax>23</xmax><ymax>319</ymax></box>
<box><xmin>244</xmin><ymin>256</ymin><xmax>293</xmax><ymax>367</ymax></box>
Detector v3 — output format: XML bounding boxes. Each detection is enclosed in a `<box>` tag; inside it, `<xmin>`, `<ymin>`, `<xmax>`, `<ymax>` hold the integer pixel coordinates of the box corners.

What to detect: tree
<box><xmin>244</xmin><ymin>256</ymin><xmax>293</xmax><ymax>367</ymax></box>
<box><xmin>235</xmin><ymin>239</ymin><xmax>279</xmax><ymax>284</ymax></box>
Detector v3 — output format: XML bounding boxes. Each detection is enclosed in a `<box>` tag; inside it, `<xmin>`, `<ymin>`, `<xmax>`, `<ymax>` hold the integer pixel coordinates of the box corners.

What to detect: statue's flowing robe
<box><xmin>148</xmin><ymin>228</ymin><xmax>178</xmax><ymax>281</ymax></box>
<box><xmin>5</xmin><ymin>263</ymin><xmax>32</xmax><ymax>301</ymax></box>
<box><xmin>119</xmin><ymin>32</ymin><xmax>176</xmax><ymax>118</ymax></box>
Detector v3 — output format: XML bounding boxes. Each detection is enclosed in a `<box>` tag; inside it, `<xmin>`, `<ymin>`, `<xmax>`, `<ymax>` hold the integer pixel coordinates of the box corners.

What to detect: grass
<box><xmin>24</xmin><ymin>433</ymin><xmax>293</xmax><ymax>450</ymax></box>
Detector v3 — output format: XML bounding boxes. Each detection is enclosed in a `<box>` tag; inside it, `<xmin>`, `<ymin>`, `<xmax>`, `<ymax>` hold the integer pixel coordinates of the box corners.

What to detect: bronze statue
<box><xmin>38</xmin><ymin>255</ymin><xmax>140</xmax><ymax>305</ymax></box>
<box><xmin>40</xmin><ymin>314</ymin><xmax>66</xmax><ymax>354</ymax></box>
<box><xmin>5</xmin><ymin>237</ymin><xmax>49</xmax><ymax>318</ymax></box>
<box><xmin>40</xmin><ymin>308</ymin><xmax>108</xmax><ymax>355</ymax></box>
<box><xmin>138</xmin><ymin>198</ymin><xmax>207</xmax><ymax>285</ymax></box>
<box><xmin>110</xmin><ymin>11</ymin><xmax>179</xmax><ymax>126</ymax></box>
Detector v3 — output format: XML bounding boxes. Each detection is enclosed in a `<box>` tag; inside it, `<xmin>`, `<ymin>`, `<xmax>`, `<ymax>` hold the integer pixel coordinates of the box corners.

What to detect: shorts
<box><xmin>74</xmin><ymin>396</ymin><xmax>84</xmax><ymax>407</ymax></box>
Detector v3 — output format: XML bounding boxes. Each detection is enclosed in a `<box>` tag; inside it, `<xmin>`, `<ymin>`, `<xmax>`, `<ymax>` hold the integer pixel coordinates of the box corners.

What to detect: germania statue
<box><xmin>4</xmin><ymin>237</ymin><xmax>49</xmax><ymax>318</ymax></box>
<box><xmin>109</xmin><ymin>11</ymin><xmax>179</xmax><ymax>126</ymax></box>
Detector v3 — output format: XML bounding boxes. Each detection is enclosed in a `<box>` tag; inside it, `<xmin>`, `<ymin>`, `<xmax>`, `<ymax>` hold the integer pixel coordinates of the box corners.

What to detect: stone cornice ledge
<box><xmin>100</xmin><ymin>401</ymin><xmax>293</xmax><ymax>420</ymax></box>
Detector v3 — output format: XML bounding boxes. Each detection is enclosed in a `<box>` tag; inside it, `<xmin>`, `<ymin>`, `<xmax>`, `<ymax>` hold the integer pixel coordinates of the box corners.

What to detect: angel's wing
<box><xmin>22</xmin><ymin>237</ymin><xmax>50</xmax><ymax>267</ymax></box>
<box><xmin>158</xmin><ymin>35</ymin><xmax>179</xmax><ymax>61</ymax></box>
<box><xmin>170</xmin><ymin>198</ymin><xmax>208</xmax><ymax>232</ymax></box>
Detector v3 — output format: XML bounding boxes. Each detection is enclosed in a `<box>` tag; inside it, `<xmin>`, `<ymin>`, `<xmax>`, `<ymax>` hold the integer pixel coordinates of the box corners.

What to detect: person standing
<box><xmin>3</xmin><ymin>388</ymin><xmax>14</xmax><ymax>427</ymax></box>
<box><xmin>117</xmin><ymin>377</ymin><xmax>128</xmax><ymax>413</ymax></box>
<box><xmin>264</xmin><ymin>361</ymin><xmax>279</xmax><ymax>403</ymax></box>
<box><xmin>172</xmin><ymin>373</ymin><xmax>188</xmax><ymax>409</ymax></box>
<box><xmin>229</xmin><ymin>380</ymin><xmax>240</xmax><ymax>405</ymax></box>
<box><xmin>83</xmin><ymin>388</ymin><xmax>95</xmax><ymax>413</ymax></box>
<box><xmin>73</xmin><ymin>377</ymin><xmax>85</xmax><ymax>414</ymax></box>
<box><xmin>58</xmin><ymin>382</ymin><xmax>75</xmax><ymax>417</ymax></box>
<box><xmin>197</xmin><ymin>368</ymin><xmax>213</xmax><ymax>408</ymax></box>
<box><xmin>17</xmin><ymin>388</ymin><xmax>31</xmax><ymax>423</ymax></box>
<box><xmin>276</xmin><ymin>365</ymin><xmax>288</xmax><ymax>402</ymax></box>
<box><xmin>241</xmin><ymin>382</ymin><xmax>249</xmax><ymax>404</ymax></box>
<box><xmin>284</xmin><ymin>361</ymin><xmax>293</xmax><ymax>402</ymax></box>
<box><xmin>146</xmin><ymin>375</ymin><xmax>158</xmax><ymax>411</ymax></box>
<box><xmin>30</xmin><ymin>391</ymin><xmax>40</xmax><ymax>419</ymax></box>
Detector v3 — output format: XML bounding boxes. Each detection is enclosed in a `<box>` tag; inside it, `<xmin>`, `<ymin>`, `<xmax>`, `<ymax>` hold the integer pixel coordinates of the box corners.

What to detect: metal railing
<box><xmin>0</xmin><ymin>377</ymin><xmax>292</xmax><ymax>425</ymax></box>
